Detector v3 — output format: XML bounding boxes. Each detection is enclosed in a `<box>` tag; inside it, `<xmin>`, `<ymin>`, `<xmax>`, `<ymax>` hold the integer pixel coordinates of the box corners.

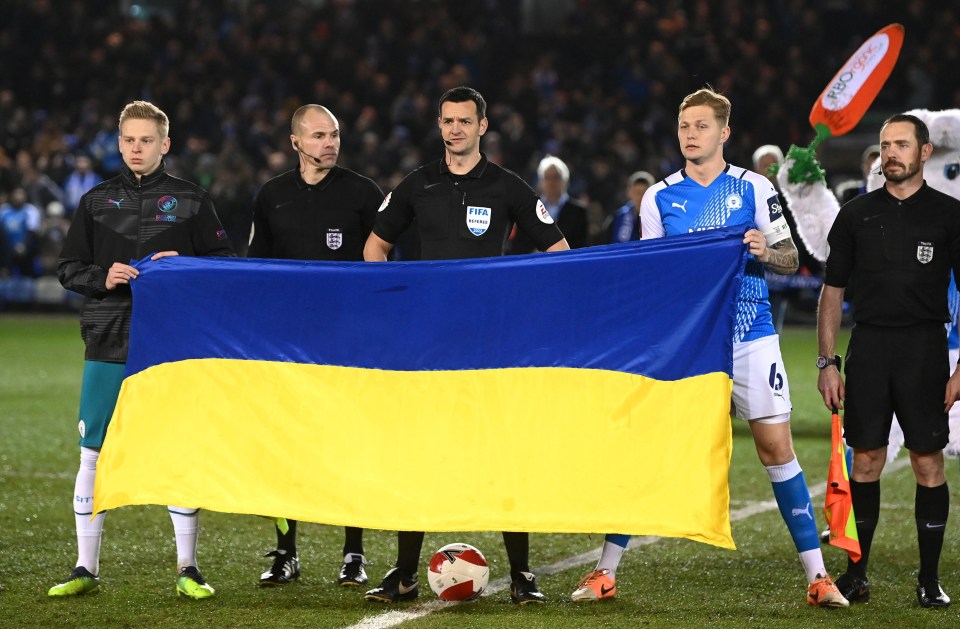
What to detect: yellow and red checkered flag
<box><xmin>824</xmin><ymin>410</ymin><xmax>861</xmax><ymax>562</ymax></box>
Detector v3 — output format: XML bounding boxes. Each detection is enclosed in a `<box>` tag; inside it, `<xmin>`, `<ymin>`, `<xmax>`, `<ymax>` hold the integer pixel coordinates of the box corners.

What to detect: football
<box><xmin>427</xmin><ymin>542</ymin><xmax>490</xmax><ymax>601</ymax></box>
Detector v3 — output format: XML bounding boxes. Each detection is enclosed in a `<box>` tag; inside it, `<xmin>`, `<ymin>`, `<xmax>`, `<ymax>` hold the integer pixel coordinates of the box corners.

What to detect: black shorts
<box><xmin>844</xmin><ymin>322</ymin><xmax>949</xmax><ymax>453</ymax></box>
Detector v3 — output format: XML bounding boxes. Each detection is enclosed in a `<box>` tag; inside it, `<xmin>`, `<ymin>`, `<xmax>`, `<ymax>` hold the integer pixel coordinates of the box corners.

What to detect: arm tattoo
<box><xmin>763</xmin><ymin>237</ymin><xmax>799</xmax><ymax>275</ymax></box>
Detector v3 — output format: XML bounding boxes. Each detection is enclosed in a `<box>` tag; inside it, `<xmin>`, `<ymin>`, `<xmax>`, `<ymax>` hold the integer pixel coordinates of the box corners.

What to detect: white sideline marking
<box><xmin>344</xmin><ymin>457</ymin><xmax>911</xmax><ymax>629</ymax></box>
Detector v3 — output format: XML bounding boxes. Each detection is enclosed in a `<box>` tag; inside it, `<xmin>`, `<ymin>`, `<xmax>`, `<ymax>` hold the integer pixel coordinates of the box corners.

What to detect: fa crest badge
<box><xmin>917</xmin><ymin>241</ymin><xmax>933</xmax><ymax>264</ymax></box>
<box><xmin>466</xmin><ymin>206</ymin><xmax>491</xmax><ymax>236</ymax></box>
<box><xmin>327</xmin><ymin>229</ymin><xmax>343</xmax><ymax>250</ymax></box>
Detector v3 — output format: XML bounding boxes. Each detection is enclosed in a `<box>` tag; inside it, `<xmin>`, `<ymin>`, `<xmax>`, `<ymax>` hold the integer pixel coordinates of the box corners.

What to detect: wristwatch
<box><xmin>816</xmin><ymin>354</ymin><xmax>840</xmax><ymax>369</ymax></box>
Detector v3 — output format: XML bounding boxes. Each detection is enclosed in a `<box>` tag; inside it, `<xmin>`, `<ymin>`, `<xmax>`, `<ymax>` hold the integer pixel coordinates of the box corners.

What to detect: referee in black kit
<box><xmin>363</xmin><ymin>86</ymin><xmax>569</xmax><ymax>605</ymax></box>
<box><xmin>817</xmin><ymin>113</ymin><xmax>960</xmax><ymax>609</ymax></box>
<box><xmin>249</xmin><ymin>104</ymin><xmax>383</xmax><ymax>588</ymax></box>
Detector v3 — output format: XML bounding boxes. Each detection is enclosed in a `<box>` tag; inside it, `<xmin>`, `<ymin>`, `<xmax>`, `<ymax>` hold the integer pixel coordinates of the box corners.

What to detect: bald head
<box><xmin>290</xmin><ymin>104</ymin><xmax>341</xmax><ymax>179</ymax></box>
<box><xmin>291</xmin><ymin>104</ymin><xmax>338</xmax><ymax>135</ymax></box>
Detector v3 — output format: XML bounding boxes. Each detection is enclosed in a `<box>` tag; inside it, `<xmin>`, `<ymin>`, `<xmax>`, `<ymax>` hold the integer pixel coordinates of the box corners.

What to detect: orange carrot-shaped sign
<box><xmin>809</xmin><ymin>23</ymin><xmax>904</xmax><ymax>139</ymax></box>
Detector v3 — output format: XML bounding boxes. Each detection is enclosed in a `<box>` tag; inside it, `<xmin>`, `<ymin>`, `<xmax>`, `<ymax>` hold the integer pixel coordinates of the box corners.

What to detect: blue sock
<box><xmin>604</xmin><ymin>534</ymin><xmax>631</xmax><ymax>548</ymax></box>
<box><xmin>767</xmin><ymin>459</ymin><xmax>820</xmax><ymax>553</ymax></box>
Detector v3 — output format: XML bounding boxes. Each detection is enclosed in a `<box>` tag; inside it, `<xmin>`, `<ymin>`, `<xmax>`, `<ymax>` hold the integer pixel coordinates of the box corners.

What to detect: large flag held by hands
<box><xmin>94</xmin><ymin>227</ymin><xmax>748</xmax><ymax>549</ymax></box>
<box><xmin>824</xmin><ymin>410</ymin><xmax>862</xmax><ymax>562</ymax></box>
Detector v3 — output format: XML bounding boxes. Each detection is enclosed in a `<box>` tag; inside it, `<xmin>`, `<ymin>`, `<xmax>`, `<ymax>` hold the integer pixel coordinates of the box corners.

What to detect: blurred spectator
<box><xmin>609</xmin><ymin>170</ymin><xmax>655</xmax><ymax>243</ymax></box>
<box><xmin>835</xmin><ymin>144</ymin><xmax>882</xmax><ymax>205</ymax></box>
<box><xmin>209</xmin><ymin>153</ymin><xmax>257</xmax><ymax>256</ymax></box>
<box><xmin>0</xmin><ymin>187</ymin><xmax>42</xmax><ymax>277</ymax></box>
<box><xmin>87</xmin><ymin>114</ymin><xmax>124</xmax><ymax>176</ymax></box>
<box><xmin>509</xmin><ymin>155</ymin><xmax>589</xmax><ymax>253</ymax></box>
<box><xmin>752</xmin><ymin>143</ymin><xmax>822</xmax><ymax>330</ymax></box>
<box><xmin>16</xmin><ymin>151</ymin><xmax>64</xmax><ymax>211</ymax></box>
<box><xmin>62</xmin><ymin>155</ymin><xmax>103</xmax><ymax>216</ymax></box>
<box><xmin>0</xmin><ymin>0</ymin><xmax>956</xmax><ymax>283</ymax></box>
<box><xmin>37</xmin><ymin>200</ymin><xmax>71</xmax><ymax>275</ymax></box>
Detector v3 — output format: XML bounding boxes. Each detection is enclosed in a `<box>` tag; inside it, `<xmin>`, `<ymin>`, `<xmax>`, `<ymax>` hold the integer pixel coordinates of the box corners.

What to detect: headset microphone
<box><xmin>295</xmin><ymin>142</ymin><xmax>323</xmax><ymax>163</ymax></box>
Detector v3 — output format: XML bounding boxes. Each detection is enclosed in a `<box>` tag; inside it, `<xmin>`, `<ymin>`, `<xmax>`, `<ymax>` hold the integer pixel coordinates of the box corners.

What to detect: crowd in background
<box><xmin>1</xmin><ymin>0</ymin><xmax>958</xmax><ymax>279</ymax></box>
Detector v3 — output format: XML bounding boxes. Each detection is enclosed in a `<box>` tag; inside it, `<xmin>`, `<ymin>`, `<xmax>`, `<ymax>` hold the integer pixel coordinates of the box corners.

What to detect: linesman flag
<box><xmin>824</xmin><ymin>410</ymin><xmax>862</xmax><ymax>562</ymax></box>
<box><xmin>94</xmin><ymin>227</ymin><xmax>748</xmax><ymax>548</ymax></box>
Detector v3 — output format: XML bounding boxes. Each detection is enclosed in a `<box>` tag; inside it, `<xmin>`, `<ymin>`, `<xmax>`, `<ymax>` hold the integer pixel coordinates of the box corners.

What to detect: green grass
<box><xmin>1</xmin><ymin>316</ymin><xmax>958</xmax><ymax>627</ymax></box>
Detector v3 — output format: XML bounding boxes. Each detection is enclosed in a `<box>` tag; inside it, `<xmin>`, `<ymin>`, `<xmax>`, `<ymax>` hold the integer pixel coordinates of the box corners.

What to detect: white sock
<box><xmin>595</xmin><ymin>541</ymin><xmax>627</xmax><ymax>578</ymax></box>
<box><xmin>75</xmin><ymin>447</ymin><xmax>104</xmax><ymax>576</ymax></box>
<box><xmin>168</xmin><ymin>507</ymin><xmax>200</xmax><ymax>571</ymax></box>
<box><xmin>798</xmin><ymin>548</ymin><xmax>828</xmax><ymax>584</ymax></box>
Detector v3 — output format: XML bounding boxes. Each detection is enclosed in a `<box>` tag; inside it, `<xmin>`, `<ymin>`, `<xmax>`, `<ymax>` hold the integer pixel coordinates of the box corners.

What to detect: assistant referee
<box><xmin>818</xmin><ymin>113</ymin><xmax>960</xmax><ymax>608</ymax></box>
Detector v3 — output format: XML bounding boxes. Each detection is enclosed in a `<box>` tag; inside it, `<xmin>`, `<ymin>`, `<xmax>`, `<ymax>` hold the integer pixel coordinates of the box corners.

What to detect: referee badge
<box><xmin>326</xmin><ymin>229</ymin><xmax>343</xmax><ymax>250</ymax></box>
<box><xmin>917</xmin><ymin>240</ymin><xmax>934</xmax><ymax>264</ymax></box>
<box><xmin>466</xmin><ymin>205</ymin><xmax>491</xmax><ymax>236</ymax></box>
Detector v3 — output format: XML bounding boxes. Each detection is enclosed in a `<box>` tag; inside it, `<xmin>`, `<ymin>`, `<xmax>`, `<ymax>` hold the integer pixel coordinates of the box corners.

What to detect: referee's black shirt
<box><xmin>373</xmin><ymin>154</ymin><xmax>565</xmax><ymax>260</ymax></box>
<box><xmin>825</xmin><ymin>182</ymin><xmax>960</xmax><ymax>326</ymax></box>
<box><xmin>249</xmin><ymin>166</ymin><xmax>383</xmax><ymax>261</ymax></box>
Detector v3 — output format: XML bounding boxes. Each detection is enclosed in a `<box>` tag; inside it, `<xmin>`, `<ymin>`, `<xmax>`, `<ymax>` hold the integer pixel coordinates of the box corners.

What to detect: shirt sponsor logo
<box><xmin>327</xmin><ymin>229</ymin><xmax>343</xmax><ymax>250</ymax></box>
<box><xmin>157</xmin><ymin>195</ymin><xmax>178</xmax><ymax>213</ymax></box>
<box><xmin>466</xmin><ymin>205</ymin><xmax>491</xmax><ymax>236</ymax></box>
<box><xmin>535</xmin><ymin>199</ymin><xmax>554</xmax><ymax>225</ymax></box>
<box><xmin>917</xmin><ymin>241</ymin><xmax>934</xmax><ymax>264</ymax></box>
<box><xmin>155</xmin><ymin>214</ymin><xmax>177</xmax><ymax>222</ymax></box>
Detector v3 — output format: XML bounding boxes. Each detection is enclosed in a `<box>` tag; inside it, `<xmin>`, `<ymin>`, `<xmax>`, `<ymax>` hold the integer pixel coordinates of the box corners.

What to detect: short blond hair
<box><xmin>679</xmin><ymin>88</ymin><xmax>731</xmax><ymax>127</ymax></box>
<box><xmin>119</xmin><ymin>101</ymin><xmax>169</xmax><ymax>139</ymax></box>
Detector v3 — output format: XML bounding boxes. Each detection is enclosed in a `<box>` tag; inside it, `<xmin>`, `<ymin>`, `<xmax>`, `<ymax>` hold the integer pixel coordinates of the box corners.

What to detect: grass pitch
<box><xmin>1</xmin><ymin>315</ymin><xmax>957</xmax><ymax>628</ymax></box>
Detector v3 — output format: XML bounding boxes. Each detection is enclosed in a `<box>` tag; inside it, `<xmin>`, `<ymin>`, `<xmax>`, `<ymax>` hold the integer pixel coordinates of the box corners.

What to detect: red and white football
<box><xmin>427</xmin><ymin>542</ymin><xmax>490</xmax><ymax>601</ymax></box>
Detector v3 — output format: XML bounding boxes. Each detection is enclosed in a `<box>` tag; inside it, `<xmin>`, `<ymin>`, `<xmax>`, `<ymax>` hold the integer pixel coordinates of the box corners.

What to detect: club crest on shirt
<box><xmin>725</xmin><ymin>193</ymin><xmax>743</xmax><ymax>211</ymax></box>
<box><xmin>327</xmin><ymin>228</ymin><xmax>343</xmax><ymax>250</ymax></box>
<box><xmin>917</xmin><ymin>240</ymin><xmax>934</xmax><ymax>264</ymax></box>
<box><xmin>466</xmin><ymin>205</ymin><xmax>491</xmax><ymax>236</ymax></box>
<box><xmin>535</xmin><ymin>199</ymin><xmax>555</xmax><ymax>224</ymax></box>
<box><xmin>157</xmin><ymin>195</ymin><xmax>178</xmax><ymax>213</ymax></box>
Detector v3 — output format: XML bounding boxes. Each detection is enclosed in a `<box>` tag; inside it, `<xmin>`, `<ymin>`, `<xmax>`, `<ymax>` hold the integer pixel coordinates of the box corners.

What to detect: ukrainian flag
<box><xmin>95</xmin><ymin>227</ymin><xmax>747</xmax><ymax>548</ymax></box>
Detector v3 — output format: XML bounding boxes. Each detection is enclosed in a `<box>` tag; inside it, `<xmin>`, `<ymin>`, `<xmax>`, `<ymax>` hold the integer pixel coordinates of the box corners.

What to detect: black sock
<box><xmin>847</xmin><ymin>480</ymin><xmax>880</xmax><ymax>578</ymax></box>
<box><xmin>396</xmin><ymin>531</ymin><xmax>425</xmax><ymax>577</ymax></box>
<box><xmin>277</xmin><ymin>519</ymin><xmax>298</xmax><ymax>555</ymax></box>
<box><xmin>503</xmin><ymin>531</ymin><xmax>529</xmax><ymax>578</ymax></box>
<box><xmin>343</xmin><ymin>526</ymin><xmax>364</xmax><ymax>557</ymax></box>
<box><xmin>916</xmin><ymin>482</ymin><xmax>949</xmax><ymax>584</ymax></box>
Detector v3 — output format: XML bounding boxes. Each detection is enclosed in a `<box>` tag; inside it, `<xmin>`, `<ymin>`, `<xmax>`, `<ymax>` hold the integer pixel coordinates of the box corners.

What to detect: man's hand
<box><xmin>106</xmin><ymin>262</ymin><xmax>139</xmax><ymax>290</ymax></box>
<box><xmin>945</xmin><ymin>367</ymin><xmax>960</xmax><ymax>412</ymax></box>
<box><xmin>818</xmin><ymin>366</ymin><xmax>845</xmax><ymax>411</ymax></box>
<box><xmin>105</xmin><ymin>251</ymin><xmax>179</xmax><ymax>290</ymax></box>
